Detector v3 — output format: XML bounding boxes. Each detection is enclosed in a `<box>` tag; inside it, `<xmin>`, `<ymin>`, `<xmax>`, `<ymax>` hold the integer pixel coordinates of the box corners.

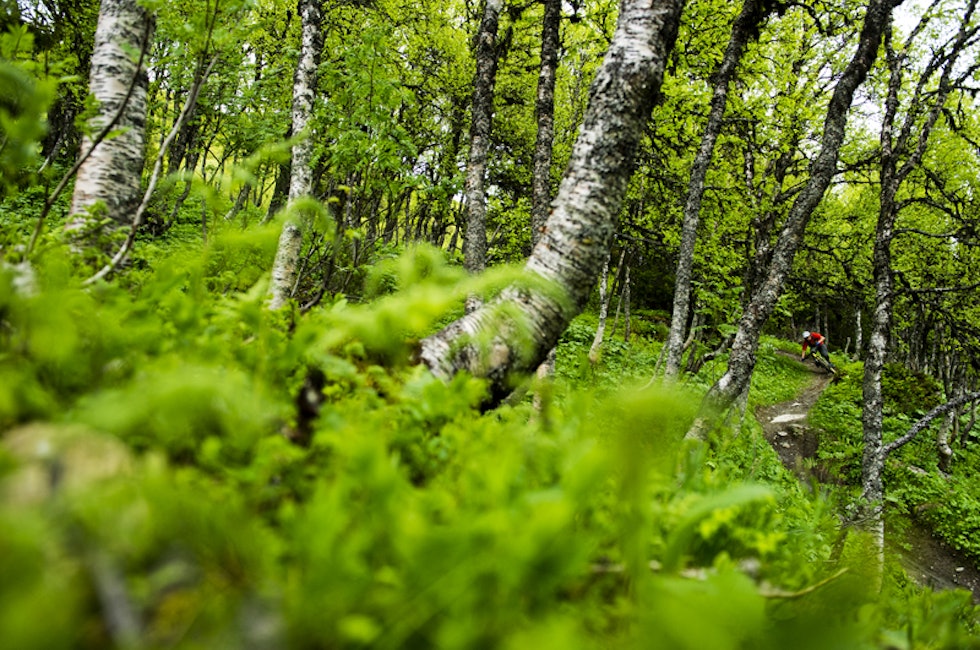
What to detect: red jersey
<box><xmin>802</xmin><ymin>332</ymin><xmax>826</xmax><ymax>355</ymax></box>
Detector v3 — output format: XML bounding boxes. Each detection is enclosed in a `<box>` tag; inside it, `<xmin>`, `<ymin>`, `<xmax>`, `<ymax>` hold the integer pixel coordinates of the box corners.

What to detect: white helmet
<box><xmin>802</xmin><ymin>330</ymin><xmax>811</xmax><ymax>339</ymax></box>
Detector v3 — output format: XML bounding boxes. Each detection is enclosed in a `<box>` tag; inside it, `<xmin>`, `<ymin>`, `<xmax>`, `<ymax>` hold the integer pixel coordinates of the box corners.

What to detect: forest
<box><xmin>2</xmin><ymin>0</ymin><xmax>980</xmax><ymax>646</ymax></box>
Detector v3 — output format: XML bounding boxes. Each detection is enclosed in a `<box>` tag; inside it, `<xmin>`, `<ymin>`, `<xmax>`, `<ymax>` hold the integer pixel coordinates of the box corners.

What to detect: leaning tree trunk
<box><xmin>67</xmin><ymin>0</ymin><xmax>153</xmax><ymax>229</ymax></box>
<box><xmin>462</xmin><ymin>0</ymin><xmax>504</xmax><ymax>313</ymax></box>
<box><xmin>860</xmin><ymin>0</ymin><xmax>976</xmax><ymax>583</ymax></box>
<box><xmin>687</xmin><ymin>0</ymin><xmax>900</xmax><ymax>439</ymax></box>
<box><xmin>420</xmin><ymin>0</ymin><xmax>686</xmax><ymax>406</ymax></box>
<box><xmin>269</xmin><ymin>0</ymin><xmax>323</xmax><ymax>310</ymax></box>
<box><xmin>664</xmin><ymin>0</ymin><xmax>770</xmax><ymax>378</ymax></box>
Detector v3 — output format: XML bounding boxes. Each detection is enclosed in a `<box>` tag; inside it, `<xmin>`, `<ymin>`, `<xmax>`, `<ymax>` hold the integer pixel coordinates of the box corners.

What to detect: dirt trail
<box><xmin>756</xmin><ymin>356</ymin><xmax>980</xmax><ymax>603</ymax></box>
<box><xmin>757</xmin><ymin>368</ymin><xmax>833</xmax><ymax>483</ymax></box>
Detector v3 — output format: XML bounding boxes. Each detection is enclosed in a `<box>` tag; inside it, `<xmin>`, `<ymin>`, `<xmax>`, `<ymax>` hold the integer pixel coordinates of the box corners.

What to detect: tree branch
<box><xmin>884</xmin><ymin>391</ymin><xmax>980</xmax><ymax>456</ymax></box>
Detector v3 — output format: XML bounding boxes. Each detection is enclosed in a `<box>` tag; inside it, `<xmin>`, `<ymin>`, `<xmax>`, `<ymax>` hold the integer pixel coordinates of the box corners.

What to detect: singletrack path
<box><xmin>755</xmin><ymin>353</ymin><xmax>980</xmax><ymax>603</ymax></box>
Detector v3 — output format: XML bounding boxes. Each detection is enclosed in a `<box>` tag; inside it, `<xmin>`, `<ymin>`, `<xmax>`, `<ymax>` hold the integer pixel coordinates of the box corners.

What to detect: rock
<box><xmin>771</xmin><ymin>413</ymin><xmax>806</xmax><ymax>424</ymax></box>
<box><xmin>1</xmin><ymin>423</ymin><xmax>133</xmax><ymax>505</ymax></box>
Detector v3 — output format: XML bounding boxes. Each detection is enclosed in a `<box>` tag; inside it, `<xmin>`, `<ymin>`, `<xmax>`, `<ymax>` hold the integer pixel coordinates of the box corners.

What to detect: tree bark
<box><xmin>269</xmin><ymin>0</ymin><xmax>324</xmax><ymax>310</ymax></box>
<box><xmin>419</xmin><ymin>0</ymin><xmax>686</xmax><ymax>406</ymax></box>
<box><xmin>664</xmin><ymin>0</ymin><xmax>769</xmax><ymax>378</ymax></box>
<box><xmin>687</xmin><ymin>0</ymin><xmax>900</xmax><ymax>439</ymax></box>
<box><xmin>462</xmin><ymin>0</ymin><xmax>504</xmax><ymax>312</ymax></box>
<box><xmin>937</xmin><ymin>409</ymin><xmax>955</xmax><ymax>471</ymax></box>
<box><xmin>531</xmin><ymin>0</ymin><xmax>562</xmax><ymax>404</ymax></box>
<box><xmin>264</xmin><ymin>131</ymin><xmax>292</xmax><ymax>222</ymax></box>
<box><xmin>83</xmin><ymin>55</ymin><xmax>218</xmax><ymax>285</ymax></box>
<box><xmin>531</xmin><ymin>0</ymin><xmax>561</xmax><ymax>246</ymax></box>
<box><xmin>224</xmin><ymin>182</ymin><xmax>252</xmax><ymax>223</ymax></box>
<box><xmin>854</xmin><ymin>301</ymin><xmax>863</xmax><ymax>358</ymax></box>
<box><xmin>623</xmin><ymin>264</ymin><xmax>632</xmax><ymax>342</ymax></box>
<box><xmin>588</xmin><ymin>253</ymin><xmax>611</xmax><ymax>364</ymax></box>
<box><xmin>883</xmin><ymin>391</ymin><xmax>980</xmax><ymax>456</ymax></box>
<box><xmin>68</xmin><ymin>0</ymin><xmax>154</xmax><ymax>229</ymax></box>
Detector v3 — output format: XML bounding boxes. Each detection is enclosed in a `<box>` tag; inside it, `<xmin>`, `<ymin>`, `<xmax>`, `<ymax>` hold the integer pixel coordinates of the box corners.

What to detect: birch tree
<box><xmin>462</xmin><ymin>0</ymin><xmax>504</xmax><ymax>312</ymax></box>
<box><xmin>67</xmin><ymin>0</ymin><xmax>153</xmax><ymax>230</ymax></box>
<box><xmin>687</xmin><ymin>0</ymin><xmax>903</xmax><ymax>439</ymax></box>
<box><xmin>860</xmin><ymin>0</ymin><xmax>979</xmax><ymax>570</ymax></box>
<box><xmin>420</xmin><ymin>0</ymin><xmax>686</xmax><ymax>405</ymax></box>
<box><xmin>269</xmin><ymin>0</ymin><xmax>324</xmax><ymax>310</ymax></box>
<box><xmin>588</xmin><ymin>253</ymin><xmax>611</xmax><ymax>364</ymax></box>
<box><xmin>663</xmin><ymin>0</ymin><xmax>772</xmax><ymax>378</ymax></box>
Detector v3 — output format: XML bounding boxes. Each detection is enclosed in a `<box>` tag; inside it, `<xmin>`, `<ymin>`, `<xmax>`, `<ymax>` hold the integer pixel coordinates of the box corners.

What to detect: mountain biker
<box><xmin>801</xmin><ymin>330</ymin><xmax>835</xmax><ymax>369</ymax></box>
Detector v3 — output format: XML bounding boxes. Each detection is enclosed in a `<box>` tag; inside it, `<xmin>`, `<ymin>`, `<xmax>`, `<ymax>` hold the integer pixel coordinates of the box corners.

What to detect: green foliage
<box><xmin>555</xmin><ymin>316</ymin><xmax>665</xmax><ymax>395</ymax></box>
<box><xmin>3</xmin><ymin>236</ymin><xmax>976</xmax><ymax>647</ymax></box>
<box><xmin>881</xmin><ymin>363</ymin><xmax>942</xmax><ymax>418</ymax></box>
<box><xmin>0</xmin><ymin>26</ymin><xmax>59</xmax><ymax>199</ymax></box>
<box><xmin>809</xmin><ymin>355</ymin><xmax>980</xmax><ymax>573</ymax></box>
<box><xmin>629</xmin><ymin>308</ymin><xmax>671</xmax><ymax>340</ymax></box>
<box><xmin>748</xmin><ymin>338</ymin><xmax>813</xmax><ymax>407</ymax></box>
<box><xmin>809</xmin><ymin>360</ymin><xmax>865</xmax><ymax>484</ymax></box>
<box><xmin>0</xmin><ymin>235</ymin><xmax>972</xmax><ymax>648</ymax></box>
<box><xmin>0</xmin><ymin>506</ymin><xmax>80</xmax><ymax>649</ymax></box>
<box><xmin>888</xmin><ymin>444</ymin><xmax>980</xmax><ymax>565</ymax></box>
<box><xmin>2</xmin><ymin>0</ymin><xmax>980</xmax><ymax>644</ymax></box>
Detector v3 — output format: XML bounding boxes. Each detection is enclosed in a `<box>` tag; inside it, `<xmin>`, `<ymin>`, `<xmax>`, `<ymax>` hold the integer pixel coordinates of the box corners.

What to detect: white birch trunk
<box><xmin>859</xmin><ymin>0</ymin><xmax>976</xmax><ymax>585</ymax></box>
<box><xmin>420</xmin><ymin>0</ymin><xmax>686</xmax><ymax>405</ymax></box>
<box><xmin>623</xmin><ymin>264</ymin><xmax>632</xmax><ymax>342</ymax></box>
<box><xmin>588</xmin><ymin>254</ymin><xmax>611</xmax><ymax>364</ymax></box>
<box><xmin>937</xmin><ymin>410</ymin><xmax>955</xmax><ymax>471</ymax></box>
<box><xmin>68</xmin><ymin>0</ymin><xmax>152</xmax><ymax>228</ymax></box>
<box><xmin>269</xmin><ymin>0</ymin><xmax>323</xmax><ymax>310</ymax></box>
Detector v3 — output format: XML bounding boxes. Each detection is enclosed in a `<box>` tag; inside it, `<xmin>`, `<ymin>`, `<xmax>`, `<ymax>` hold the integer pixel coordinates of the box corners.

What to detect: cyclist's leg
<box><xmin>817</xmin><ymin>343</ymin><xmax>835</xmax><ymax>369</ymax></box>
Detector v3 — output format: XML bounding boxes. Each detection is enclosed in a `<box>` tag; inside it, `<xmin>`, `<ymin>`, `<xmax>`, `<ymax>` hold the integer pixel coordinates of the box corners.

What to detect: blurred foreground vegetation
<box><xmin>1</xmin><ymin>221</ymin><xmax>979</xmax><ymax>649</ymax></box>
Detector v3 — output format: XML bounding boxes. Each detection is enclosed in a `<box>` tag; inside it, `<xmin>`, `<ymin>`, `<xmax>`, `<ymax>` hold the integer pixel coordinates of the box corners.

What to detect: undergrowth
<box><xmin>0</xmin><ymin>222</ymin><xmax>977</xmax><ymax>647</ymax></box>
<box><xmin>810</xmin><ymin>357</ymin><xmax>980</xmax><ymax>568</ymax></box>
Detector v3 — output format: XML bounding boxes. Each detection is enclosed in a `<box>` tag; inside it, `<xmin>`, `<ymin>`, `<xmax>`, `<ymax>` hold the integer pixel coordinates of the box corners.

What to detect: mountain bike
<box><xmin>806</xmin><ymin>349</ymin><xmax>837</xmax><ymax>376</ymax></box>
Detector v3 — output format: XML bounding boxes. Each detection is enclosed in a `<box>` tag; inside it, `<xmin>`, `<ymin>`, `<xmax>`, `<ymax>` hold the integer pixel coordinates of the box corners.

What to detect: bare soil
<box><xmin>756</xmin><ymin>353</ymin><xmax>980</xmax><ymax>603</ymax></box>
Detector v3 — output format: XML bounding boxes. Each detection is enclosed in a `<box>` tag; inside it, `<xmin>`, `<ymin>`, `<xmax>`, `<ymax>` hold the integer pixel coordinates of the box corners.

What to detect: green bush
<box><xmin>0</xmin><ymin>241</ymin><xmax>977</xmax><ymax>648</ymax></box>
<box><xmin>882</xmin><ymin>363</ymin><xmax>942</xmax><ymax>417</ymax></box>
